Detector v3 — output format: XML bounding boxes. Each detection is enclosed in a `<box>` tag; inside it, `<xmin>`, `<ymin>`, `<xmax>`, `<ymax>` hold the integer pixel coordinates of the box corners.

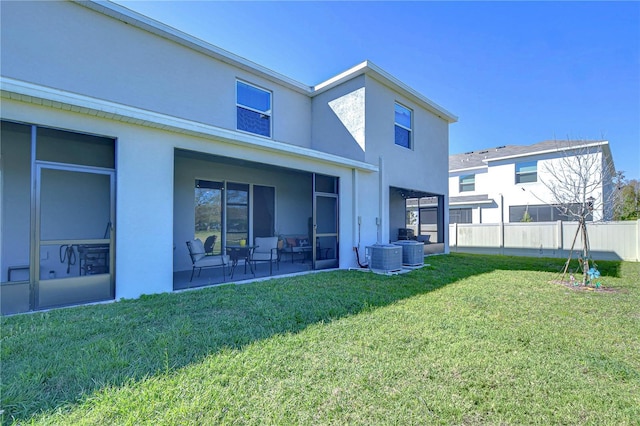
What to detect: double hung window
<box><xmin>459</xmin><ymin>174</ymin><xmax>475</xmax><ymax>192</ymax></box>
<box><xmin>237</xmin><ymin>80</ymin><xmax>271</xmax><ymax>137</ymax></box>
<box><xmin>394</xmin><ymin>102</ymin><xmax>412</xmax><ymax>149</ymax></box>
<box><xmin>515</xmin><ymin>161</ymin><xmax>537</xmax><ymax>183</ymax></box>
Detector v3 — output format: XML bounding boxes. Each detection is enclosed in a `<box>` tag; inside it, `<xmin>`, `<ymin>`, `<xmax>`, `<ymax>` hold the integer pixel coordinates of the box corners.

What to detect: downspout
<box><xmin>378</xmin><ymin>156</ymin><xmax>383</xmax><ymax>244</ymax></box>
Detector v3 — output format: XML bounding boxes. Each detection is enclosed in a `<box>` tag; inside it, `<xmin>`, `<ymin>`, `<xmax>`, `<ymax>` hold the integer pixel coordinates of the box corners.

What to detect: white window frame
<box><xmin>459</xmin><ymin>174</ymin><xmax>475</xmax><ymax>192</ymax></box>
<box><xmin>515</xmin><ymin>161</ymin><xmax>538</xmax><ymax>184</ymax></box>
<box><xmin>394</xmin><ymin>102</ymin><xmax>413</xmax><ymax>149</ymax></box>
<box><xmin>236</xmin><ymin>80</ymin><xmax>272</xmax><ymax>138</ymax></box>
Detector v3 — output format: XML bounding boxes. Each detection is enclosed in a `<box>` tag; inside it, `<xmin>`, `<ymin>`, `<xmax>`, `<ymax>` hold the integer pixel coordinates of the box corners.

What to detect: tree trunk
<box><xmin>581</xmin><ymin>219</ymin><xmax>589</xmax><ymax>285</ymax></box>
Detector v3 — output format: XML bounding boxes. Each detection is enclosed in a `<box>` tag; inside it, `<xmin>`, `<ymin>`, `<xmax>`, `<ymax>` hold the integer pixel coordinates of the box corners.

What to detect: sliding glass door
<box><xmin>226</xmin><ymin>183</ymin><xmax>249</xmax><ymax>246</ymax></box>
<box><xmin>194</xmin><ymin>181</ymin><xmax>274</xmax><ymax>252</ymax></box>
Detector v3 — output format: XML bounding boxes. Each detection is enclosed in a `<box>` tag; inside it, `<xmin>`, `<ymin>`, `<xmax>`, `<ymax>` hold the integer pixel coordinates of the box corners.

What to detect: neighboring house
<box><xmin>448</xmin><ymin>140</ymin><xmax>615</xmax><ymax>224</ymax></box>
<box><xmin>0</xmin><ymin>1</ymin><xmax>457</xmax><ymax>314</ymax></box>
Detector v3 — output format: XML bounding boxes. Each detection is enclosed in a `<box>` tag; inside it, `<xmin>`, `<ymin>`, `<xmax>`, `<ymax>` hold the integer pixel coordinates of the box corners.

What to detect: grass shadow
<box><xmin>0</xmin><ymin>253</ymin><xmax>631</xmax><ymax>424</ymax></box>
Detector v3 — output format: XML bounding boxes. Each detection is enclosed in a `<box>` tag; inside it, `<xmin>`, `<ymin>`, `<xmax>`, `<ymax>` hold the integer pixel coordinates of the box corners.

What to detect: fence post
<box><xmin>454</xmin><ymin>222</ymin><xmax>458</xmax><ymax>252</ymax></box>
<box><xmin>637</xmin><ymin>220</ymin><xmax>640</xmax><ymax>262</ymax></box>
<box><xmin>556</xmin><ymin>220</ymin><xmax>563</xmax><ymax>258</ymax></box>
<box><xmin>499</xmin><ymin>221</ymin><xmax>504</xmax><ymax>255</ymax></box>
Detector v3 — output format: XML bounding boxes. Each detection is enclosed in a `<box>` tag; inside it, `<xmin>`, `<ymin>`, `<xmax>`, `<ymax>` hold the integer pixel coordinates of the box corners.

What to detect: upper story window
<box><xmin>236</xmin><ymin>80</ymin><xmax>271</xmax><ymax>137</ymax></box>
<box><xmin>459</xmin><ymin>174</ymin><xmax>475</xmax><ymax>192</ymax></box>
<box><xmin>394</xmin><ymin>102</ymin><xmax>412</xmax><ymax>149</ymax></box>
<box><xmin>515</xmin><ymin>161</ymin><xmax>537</xmax><ymax>183</ymax></box>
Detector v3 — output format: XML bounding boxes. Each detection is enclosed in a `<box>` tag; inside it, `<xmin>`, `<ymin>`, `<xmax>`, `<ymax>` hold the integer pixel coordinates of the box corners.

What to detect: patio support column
<box><xmin>115</xmin><ymin>131</ymin><xmax>175</xmax><ymax>300</ymax></box>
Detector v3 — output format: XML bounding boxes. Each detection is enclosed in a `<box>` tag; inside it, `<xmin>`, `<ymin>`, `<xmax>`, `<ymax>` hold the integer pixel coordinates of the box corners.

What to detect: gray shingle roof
<box><xmin>449</xmin><ymin>140</ymin><xmax>606</xmax><ymax>171</ymax></box>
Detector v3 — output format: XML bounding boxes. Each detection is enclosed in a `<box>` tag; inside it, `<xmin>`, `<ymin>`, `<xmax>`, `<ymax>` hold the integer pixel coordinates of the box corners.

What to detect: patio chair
<box><xmin>204</xmin><ymin>235</ymin><xmax>217</xmax><ymax>254</ymax></box>
<box><xmin>186</xmin><ymin>238</ymin><xmax>229</xmax><ymax>282</ymax></box>
<box><xmin>251</xmin><ymin>236</ymin><xmax>279</xmax><ymax>275</ymax></box>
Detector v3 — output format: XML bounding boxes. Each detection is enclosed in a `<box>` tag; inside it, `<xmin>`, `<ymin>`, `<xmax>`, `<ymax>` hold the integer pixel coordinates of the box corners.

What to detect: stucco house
<box><xmin>0</xmin><ymin>1</ymin><xmax>457</xmax><ymax>314</ymax></box>
<box><xmin>448</xmin><ymin>140</ymin><xmax>615</xmax><ymax>224</ymax></box>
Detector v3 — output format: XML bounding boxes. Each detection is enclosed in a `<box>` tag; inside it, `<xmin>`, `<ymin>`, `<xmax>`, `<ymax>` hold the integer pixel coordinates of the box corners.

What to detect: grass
<box><xmin>1</xmin><ymin>253</ymin><xmax>639</xmax><ymax>425</ymax></box>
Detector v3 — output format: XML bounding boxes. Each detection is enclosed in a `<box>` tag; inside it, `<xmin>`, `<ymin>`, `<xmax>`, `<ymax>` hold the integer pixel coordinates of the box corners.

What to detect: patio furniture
<box><xmin>203</xmin><ymin>235</ymin><xmax>217</xmax><ymax>254</ymax></box>
<box><xmin>186</xmin><ymin>238</ymin><xmax>229</xmax><ymax>282</ymax></box>
<box><xmin>226</xmin><ymin>245</ymin><xmax>256</xmax><ymax>279</ymax></box>
<box><xmin>251</xmin><ymin>237</ymin><xmax>279</xmax><ymax>275</ymax></box>
<box><xmin>280</xmin><ymin>235</ymin><xmax>312</xmax><ymax>263</ymax></box>
<box><xmin>397</xmin><ymin>228</ymin><xmax>417</xmax><ymax>240</ymax></box>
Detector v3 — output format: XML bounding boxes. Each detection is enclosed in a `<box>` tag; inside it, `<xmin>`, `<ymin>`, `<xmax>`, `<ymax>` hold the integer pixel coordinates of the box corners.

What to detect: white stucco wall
<box><xmin>0</xmin><ymin>1</ymin><xmax>312</xmax><ymax>149</ymax></box>
<box><xmin>364</xmin><ymin>76</ymin><xmax>450</xmax><ymax>246</ymax></box>
<box><xmin>311</xmin><ymin>75</ymin><xmax>367</xmax><ymax>162</ymax></box>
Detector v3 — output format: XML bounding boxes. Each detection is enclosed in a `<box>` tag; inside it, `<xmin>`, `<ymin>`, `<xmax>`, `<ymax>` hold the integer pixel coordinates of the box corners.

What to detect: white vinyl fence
<box><xmin>450</xmin><ymin>220</ymin><xmax>640</xmax><ymax>262</ymax></box>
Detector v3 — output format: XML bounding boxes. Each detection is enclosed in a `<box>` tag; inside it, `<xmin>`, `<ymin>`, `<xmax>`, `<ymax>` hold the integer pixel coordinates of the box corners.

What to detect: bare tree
<box><xmin>538</xmin><ymin>139</ymin><xmax>615</xmax><ymax>285</ymax></box>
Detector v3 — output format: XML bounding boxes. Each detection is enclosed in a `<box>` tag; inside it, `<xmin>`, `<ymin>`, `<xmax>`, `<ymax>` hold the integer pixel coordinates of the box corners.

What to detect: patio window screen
<box><xmin>195</xmin><ymin>180</ymin><xmax>223</xmax><ymax>253</ymax></box>
<box><xmin>449</xmin><ymin>208</ymin><xmax>472</xmax><ymax>224</ymax></box>
<box><xmin>226</xmin><ymin>182</ymin><xmax>249</xmax><ymax>246</ymax></box>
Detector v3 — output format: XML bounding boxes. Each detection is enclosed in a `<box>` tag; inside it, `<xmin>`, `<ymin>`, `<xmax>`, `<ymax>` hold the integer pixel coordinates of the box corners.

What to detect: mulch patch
<box><xmin>550</xmin><ymin>280</ymin><xmax>620</xmax><ymax>293</ymax></box>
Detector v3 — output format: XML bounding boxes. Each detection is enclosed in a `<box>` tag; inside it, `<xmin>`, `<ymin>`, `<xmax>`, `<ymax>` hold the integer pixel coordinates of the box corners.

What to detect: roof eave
<box><xmin>77</xmin><ymin>1</ymin><xmax>313</xmax><ymax>95</ymax></box>
<box><xmin>313</xmin><ymin>61</ymin><xmax>458</xmax><ymax>124</ymax></box>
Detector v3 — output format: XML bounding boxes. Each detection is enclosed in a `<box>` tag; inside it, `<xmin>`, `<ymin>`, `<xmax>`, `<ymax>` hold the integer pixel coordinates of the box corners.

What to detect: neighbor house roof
<box><xmin>449</xmin><ymin>140</ymin><xmax>610</xmax><ymax>172</ymax></box>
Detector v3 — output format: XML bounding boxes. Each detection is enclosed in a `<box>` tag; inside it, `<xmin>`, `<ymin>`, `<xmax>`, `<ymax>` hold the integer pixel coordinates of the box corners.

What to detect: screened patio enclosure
<box><xmin>1</xmin><ymin>120</ymin><xmax>116</xmax><ymax>315</ymax></box>
<box><xmin>389</xmin><ymin>186</ymin><xmax>445</xmax><ymax>255</ymax></box>
<box><xmin>173</xmin><ymin>149</ymin><xmax>339</xmax><ymax>288</ymax></box>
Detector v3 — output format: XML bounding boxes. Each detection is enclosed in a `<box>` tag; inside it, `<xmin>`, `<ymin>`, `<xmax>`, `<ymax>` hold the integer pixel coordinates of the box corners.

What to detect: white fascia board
<box><xmin>485</xmin><ymin>141</ymin><xmax>609</xmax><ymax>164</ymax></box>
<box><xmin>78</xmin><ymin>1</ymin><xmax>312</xmax><ymax>95</ymax></box>
<box><xmin>1</xmin><ymin>77</ymin><xmax>378</xmax><ymax>173</ymax></box>
<box><xmin>449</xmin><ymin>165</ymin><xmax>487</xmax><ymax>174</ymax></box>
<box><xmin>312</xmin><ymin>61</ymin><xmax>458</xmax><ymax>124</ymax></box>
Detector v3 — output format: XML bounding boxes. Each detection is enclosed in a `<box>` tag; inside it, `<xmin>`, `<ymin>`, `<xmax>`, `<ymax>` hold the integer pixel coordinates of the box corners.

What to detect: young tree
<box><xmin>538</xmin><ymin>139</ymin><xmax>615</xmax><ymax>285</ymax></box>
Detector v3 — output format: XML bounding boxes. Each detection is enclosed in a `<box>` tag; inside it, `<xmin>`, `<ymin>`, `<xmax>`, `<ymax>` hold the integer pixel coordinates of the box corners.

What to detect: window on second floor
<box><xmin>515</xmin><ymin>161</ymin><xmax>537</xmax><ymax>183</ymax></box>
<box><xmin>394</xmin><ymin>102</ymin><xmax>412</xmax><ymax>149</ymax></box>
<box><xmin>459</xmin><ymin>174</ymin><xmax>475</xmax><ymax>192</ymax></box>
<box><xmin>237</xmin><ymin>80</ymin><xmax>271</xmax><ymax>137</ymax></box>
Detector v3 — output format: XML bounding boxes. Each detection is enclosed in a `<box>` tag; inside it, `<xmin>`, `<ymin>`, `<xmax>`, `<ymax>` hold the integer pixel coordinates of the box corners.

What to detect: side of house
<box><xmin>448</xmin><ymin>140</ymin><xmax>614</xmax><ymax>224</ymax></box>
<box><xmin>0</xmin><ymin>1</ymin><xmax>456</xmax><ymax>314</ymax></box>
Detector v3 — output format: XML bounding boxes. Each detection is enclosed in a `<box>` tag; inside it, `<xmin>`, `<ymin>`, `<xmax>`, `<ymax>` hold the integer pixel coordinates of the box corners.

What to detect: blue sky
<box><xmin>115</xmin><ymin>1</ymin><xmax>640</xmax><ymax>179</ymax></box>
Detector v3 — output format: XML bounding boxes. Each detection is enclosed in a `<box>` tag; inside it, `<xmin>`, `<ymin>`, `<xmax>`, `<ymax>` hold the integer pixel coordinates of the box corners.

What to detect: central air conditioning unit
<box><xmin>393</xmin><ymin>240</ymin><xmax>425</xmax><ymax>267</ymax></box>
<box><xmin>365</xmin><ymin>244</ymin><xmax>402</xmax><ymax>274</ymax></box>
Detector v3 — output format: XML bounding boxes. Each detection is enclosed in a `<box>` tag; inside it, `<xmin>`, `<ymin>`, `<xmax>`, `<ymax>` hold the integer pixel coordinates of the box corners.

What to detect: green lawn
<box><xmin>2</xmin><ymin>254</ymin><xmax>639</xmax><ymax>425</ymax></box>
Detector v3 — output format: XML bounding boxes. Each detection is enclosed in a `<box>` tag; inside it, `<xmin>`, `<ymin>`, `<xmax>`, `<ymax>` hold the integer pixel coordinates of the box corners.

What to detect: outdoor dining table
<box><xmin>226</xmin><ymin>245</ymin><xmax>257</xmax><ymax>279</ymax></box>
